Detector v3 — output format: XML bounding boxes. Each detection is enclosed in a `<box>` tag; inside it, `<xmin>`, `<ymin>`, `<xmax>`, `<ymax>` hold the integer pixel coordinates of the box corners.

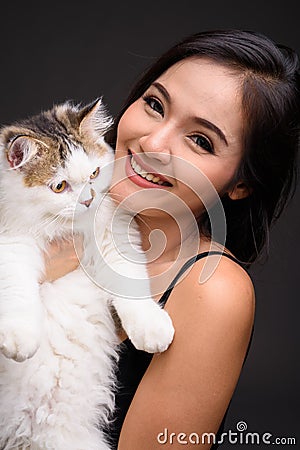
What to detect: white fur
<box><xmin>0</xmin><ymin>135</ymin><xmax>174</xmax><ymax>449</ymax></box>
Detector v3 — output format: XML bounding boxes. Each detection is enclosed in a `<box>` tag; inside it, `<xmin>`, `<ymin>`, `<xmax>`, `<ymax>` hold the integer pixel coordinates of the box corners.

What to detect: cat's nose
<box><xmin>80</xmin><ymin>197</ymin><xmax>94</xmax><ymax>208</ymax></box>
<box><xmin>79</xmin><ymin>188</ymin><xmax>96</xmax><ymax>208</ymax></box>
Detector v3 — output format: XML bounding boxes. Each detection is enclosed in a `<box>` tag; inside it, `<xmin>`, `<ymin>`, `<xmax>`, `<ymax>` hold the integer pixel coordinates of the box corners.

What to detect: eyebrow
<box><xmin>152</xmin><ymin>81</ymin><xmax>171</xmax><ymax>103</ymax></box>
<box><xmin>152</xmin><ymin>81</ymin><xmax>229</xmax><ymax>147</ymax></box>
<box><xmin>193</xmin><ymin>117</ymin><xmax>228</xmax><ymax>146</ymax></box>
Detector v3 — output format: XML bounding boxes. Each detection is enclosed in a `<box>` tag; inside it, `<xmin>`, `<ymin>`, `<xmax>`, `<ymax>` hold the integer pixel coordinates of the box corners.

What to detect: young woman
<box><xmin>44</xmin><ymin>30</ymin><xmax>300</xmax><ymax>449</ymax></box>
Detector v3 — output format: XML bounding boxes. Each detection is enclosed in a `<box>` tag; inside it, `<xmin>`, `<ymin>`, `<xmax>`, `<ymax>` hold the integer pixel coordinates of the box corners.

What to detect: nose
<box><xmin>139</xmin><ymin>124</ymin><xmax>173</xmax><ymax>164</ymax></box>
<box><xmin>80</xmin><ymin>197</ymin><xmax>93</xmax><ymax>208</ymax></box>
<box><xmin>79</xmin><ymin>188</ymin><xmax>96</xmax><ymax>208</ymax></box>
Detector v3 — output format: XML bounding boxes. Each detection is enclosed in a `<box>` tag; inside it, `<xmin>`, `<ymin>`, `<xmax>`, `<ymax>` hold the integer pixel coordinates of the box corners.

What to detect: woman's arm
<box><xmin>118</xmin><ymin>256</ymin><xmax>255</xmax><ymax>450</ymax></box>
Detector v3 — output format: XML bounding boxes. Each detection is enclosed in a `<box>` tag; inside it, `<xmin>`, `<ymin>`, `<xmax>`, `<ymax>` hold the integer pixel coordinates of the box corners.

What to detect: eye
<box><xmin>50</xmin><ymin>180</ymin><xmax>67</xmax><ymax>193</ymax></box>
<box><xmin>189</xmin><ymin>135</ymin><xmax>214</xmax><ymax>154</ymax></box>
<box><xmin>90</xmin><ymin>167</ymin><xmax>100</xmax><ymax>179</ymax></box>
<box><xmin>143</xmin><ymin>95</ymin><xmax>164</xmax><ymax>117</ymax></box>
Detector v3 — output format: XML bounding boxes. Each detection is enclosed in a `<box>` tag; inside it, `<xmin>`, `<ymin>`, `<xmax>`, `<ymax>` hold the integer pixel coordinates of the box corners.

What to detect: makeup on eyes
<box><xmin>144</xmin><ymin>82</ymin><xmax>228</xmax><ymax>149</ymax></box>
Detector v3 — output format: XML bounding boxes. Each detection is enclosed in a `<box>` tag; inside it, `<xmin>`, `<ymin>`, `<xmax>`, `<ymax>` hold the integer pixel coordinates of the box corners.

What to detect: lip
<box><xmin>125</xmin><ymin>150</ymin><xmax>173</xmax><ymax>189</ymax></box>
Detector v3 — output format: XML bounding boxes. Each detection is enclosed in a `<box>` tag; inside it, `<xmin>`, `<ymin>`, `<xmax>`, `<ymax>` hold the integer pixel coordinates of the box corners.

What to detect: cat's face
<box><xmin>0</xmin><ymin>99</ymin><xmax>114</xmax><ymax>221</ymax></box>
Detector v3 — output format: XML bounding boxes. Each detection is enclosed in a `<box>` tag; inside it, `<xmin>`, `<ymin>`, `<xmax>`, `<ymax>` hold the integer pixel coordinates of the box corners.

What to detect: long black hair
<box><xmin>106</xmin><ymin>30</ymin><xmax>300</xmax><ymax>264</ymax></box>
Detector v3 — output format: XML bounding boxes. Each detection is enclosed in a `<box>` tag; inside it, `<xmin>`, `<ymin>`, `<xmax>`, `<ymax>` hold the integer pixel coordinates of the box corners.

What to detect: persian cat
<box><xmin>0</xmin><ymin>99</ymin><xmax>174</xmax><ymax>450</ymax></box>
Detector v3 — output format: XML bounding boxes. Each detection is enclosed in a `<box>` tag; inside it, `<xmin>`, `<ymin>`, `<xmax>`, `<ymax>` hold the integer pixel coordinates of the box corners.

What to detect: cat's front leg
<box><xmin>88</xmin><ymin>205</ymin><xmax>175</xmax><ymax>353</ymax></box>
<box><xmin>0</xmin><ymin>236</ymin><xmax>44</xmax><ymax>362</ymax></box>
<box><xmin>112</xmin><ymin>293</ymin><xmax>175</xmax><ymax>353</ymax></box>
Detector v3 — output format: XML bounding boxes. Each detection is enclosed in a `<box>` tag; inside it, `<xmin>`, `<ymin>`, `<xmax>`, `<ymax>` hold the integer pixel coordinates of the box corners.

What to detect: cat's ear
<box><xmin>6</xmin><ymin>136</ymin><xmax>45</xmax><ymax>169</ymax></box>
<box><xmin>79</xmin><ymin>98</ymin><xmax>113</xmax><ymax>142</ymax></box>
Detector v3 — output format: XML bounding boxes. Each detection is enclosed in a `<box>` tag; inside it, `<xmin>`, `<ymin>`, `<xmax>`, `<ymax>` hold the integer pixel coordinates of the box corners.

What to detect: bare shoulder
<box><xmin>118</xmin><ymin>254</ymin><xmax>255</xmax><ymax>450</ymax></box>
<box><xmin>160</xmin><ymin>253</ymin><xmax>256</xmax><ymax>393</ymax></box>
<box><xmin>164</xmin><ymin>252</ymin><xmax>255</xmax><ymax>342</ymax></box>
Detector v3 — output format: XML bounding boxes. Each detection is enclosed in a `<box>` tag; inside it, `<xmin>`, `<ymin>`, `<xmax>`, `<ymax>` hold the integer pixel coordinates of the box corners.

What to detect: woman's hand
<box><xmin>41</xmin><ymin>235</ymin><xmax>83</xmax><ymax>283</ymax></box>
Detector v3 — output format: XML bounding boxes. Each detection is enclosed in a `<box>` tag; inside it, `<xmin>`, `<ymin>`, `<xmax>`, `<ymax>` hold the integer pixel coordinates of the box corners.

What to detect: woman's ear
<box><xmin>228</xmin><ymin>181</ymin><xmax>252</xmax><ymax>200</ymax></box>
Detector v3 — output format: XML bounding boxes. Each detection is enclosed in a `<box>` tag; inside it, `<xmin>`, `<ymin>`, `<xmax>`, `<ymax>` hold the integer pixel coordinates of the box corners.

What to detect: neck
<box><xmin>134</xmin><ymin>210</ymin><xmax>203</xmax><ymax>301</ymax></box>
<box><xmin>135</xmin><ymin>210</ymin><xmax>201</xmax><ymax>266</ymax></box>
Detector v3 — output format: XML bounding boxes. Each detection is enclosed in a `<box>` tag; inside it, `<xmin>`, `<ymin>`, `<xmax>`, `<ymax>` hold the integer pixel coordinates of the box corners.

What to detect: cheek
<box><xmin>173</xmin><ymin>158</ymin><xmax>238</xmax><ymax>212</ymax></box>
<box><xmin>44</xmin><ymin>189</ymin><xmax>77</xmax><ymax>211</ymax></box>
<box><xmin>47</xmin><ymin>190</ymin><xmax>69</xmax><ymax>207</ymax></box>
<box><xmin>117</xmin><ymin>102</ymin><xmax>146</xmax><ymax>147</ymax></box>
<box><xmin>117</xmin><ymin>115</ymin><xmax>132</xmax><ymax>147</ymax></box>
<box><xmin>203</xmin><ymin>167</ymin><xmax>236</xmax><ymax>195</ymax></box>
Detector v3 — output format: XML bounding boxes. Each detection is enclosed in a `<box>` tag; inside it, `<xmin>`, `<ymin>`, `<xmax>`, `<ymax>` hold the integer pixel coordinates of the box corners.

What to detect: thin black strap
<box><xmin>158</xmin><ymin>251</ymin><xmax>245</xmax><ymax>308</ymax></box>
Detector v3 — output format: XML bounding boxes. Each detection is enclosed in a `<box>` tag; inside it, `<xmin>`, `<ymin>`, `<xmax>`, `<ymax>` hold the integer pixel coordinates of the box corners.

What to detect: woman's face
<box><xmin>110</xmin><ymin>57</ymin><xmax>244</xmax><ymax>219</ymax></box>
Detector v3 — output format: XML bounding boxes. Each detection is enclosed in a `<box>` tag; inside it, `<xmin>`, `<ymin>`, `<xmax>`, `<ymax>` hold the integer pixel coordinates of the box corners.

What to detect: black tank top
<box><xmin>105</xmin><ymin>251</ymin><xmax>252</xmax><ymax>449</ymax></box>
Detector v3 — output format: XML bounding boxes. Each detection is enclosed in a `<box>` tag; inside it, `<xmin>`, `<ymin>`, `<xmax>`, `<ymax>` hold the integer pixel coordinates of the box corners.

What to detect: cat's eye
<box><xmin>90</xmin><ymin>167</ymin><xmax>100</xmax><ymax>179</ymax></box>
<box><xmin>50</xmin><ymin>180</ymin><xmax>67</xmax><ymax>193</ymax></box>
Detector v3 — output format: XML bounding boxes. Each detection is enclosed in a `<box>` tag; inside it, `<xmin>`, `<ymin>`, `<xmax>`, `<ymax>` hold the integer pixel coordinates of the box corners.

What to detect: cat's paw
<box><xmin>0</xmin><ymin>320</ymin><xmax>40</xmax><ymax>362</ymax></box>
<box><xmin>125</xmin><ymin>305</ymin><xmax>175</xmax><ymax>353</ymax></box>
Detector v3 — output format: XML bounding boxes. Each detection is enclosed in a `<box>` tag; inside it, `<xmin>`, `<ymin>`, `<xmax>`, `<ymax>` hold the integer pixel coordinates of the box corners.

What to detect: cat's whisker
<box><xmin>0</xmin><ymin>98</ymin><xmax>177</xmax><ymax>450</ymax></box>
<box><xmin>34</xmin><ymin>205</ymin><xmax>83</xmax><ymax>238</ymax></box>
<box><xmin>32</xmin><ymin>214</ymin><xmax>66</xmax><ymax>237</ymax></box>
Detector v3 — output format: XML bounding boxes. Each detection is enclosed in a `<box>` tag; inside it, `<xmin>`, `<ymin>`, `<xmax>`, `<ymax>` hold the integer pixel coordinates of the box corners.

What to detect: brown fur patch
<box><xmin>22</xmin><ymin>141</ymin><xmax>62</xmax><ymax>187</ymax></box>
<box><xmin>55</xmin><ymin>103</ymin><xmax>108</xmax><ymax>158</ymax></box>
<box><xmin>1</xmin><ymin>100</ymin><xmax>109</xmax><ymax>187</ymax></box>
<box><xmin>2</xmin><ymin>126</ymin><xmax>62</xmax><ymax>187</ymax></box>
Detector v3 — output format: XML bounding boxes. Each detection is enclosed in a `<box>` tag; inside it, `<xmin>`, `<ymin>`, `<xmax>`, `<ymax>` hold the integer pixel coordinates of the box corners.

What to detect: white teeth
<box><xmin>130</xmin><ymin>155</ymin><xmax>166</xmax><ymax>185</ymax></box>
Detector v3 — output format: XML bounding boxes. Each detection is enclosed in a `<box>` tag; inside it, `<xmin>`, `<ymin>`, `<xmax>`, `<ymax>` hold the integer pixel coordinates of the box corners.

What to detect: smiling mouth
<box><xmin>128</xmin><ymin>150</ymin><xmax>173</xmax><ymax>187</ymax></box>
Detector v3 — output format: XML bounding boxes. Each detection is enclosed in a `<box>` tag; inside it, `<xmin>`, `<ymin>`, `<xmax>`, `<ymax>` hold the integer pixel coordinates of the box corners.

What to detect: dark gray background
<box><xmin>0</xmin><ymin>1</ymin><xmax>299</xmax><ymax>447</ymax></box>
